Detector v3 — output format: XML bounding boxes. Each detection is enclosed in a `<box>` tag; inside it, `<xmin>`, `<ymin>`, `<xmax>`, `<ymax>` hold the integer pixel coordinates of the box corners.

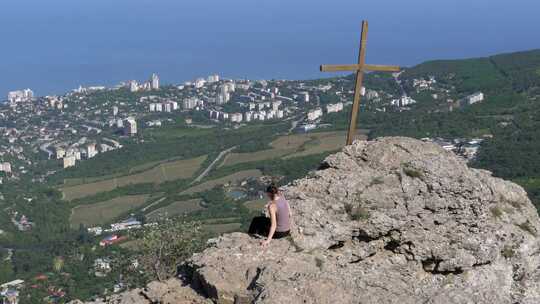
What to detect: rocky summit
<box><xmin>76</xmin><ymin>137</ymin><xmax>540</xmax><ymax>304</ymax></box>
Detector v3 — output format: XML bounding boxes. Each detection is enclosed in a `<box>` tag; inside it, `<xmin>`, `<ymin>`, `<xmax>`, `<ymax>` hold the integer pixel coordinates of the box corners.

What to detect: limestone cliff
<box><xmin>74</xmin><ymin>137</ymin><xmax>540</xmax><ymax>304</ymax></box>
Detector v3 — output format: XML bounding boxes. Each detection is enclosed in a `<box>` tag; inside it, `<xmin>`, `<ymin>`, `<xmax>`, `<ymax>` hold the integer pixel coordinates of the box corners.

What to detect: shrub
<box><xmin>351</xmin><ymin>207</ymin><xmax>370</xmax><ymax>221</ymax></box>
<box><xmin>501</xmin><ymin>245</ymin><xmax>515</xmax><ymax>259</ymax></box>
<box><xmin>403</xmin><ymin>167</ymin><xmax>423</xmax><ymax>179</ymax></box>
<box><xmin>516</xmin><ymin>220</ymin><xmax>537</xmax><ymax>237</ymax></box>
<box><xmin>139</xmin><ymin>219</ymin><xmax>206</xmax><ymax>281</ymax></box>
<box><xmin>490</xmin><ymin>206</ymin><xmax>504</xmax><ymax>218</ymax></box>
<box><xmin>370</xmin><ymin>177</ymin><xmax>384</xmax><ymax>186</ymax></box>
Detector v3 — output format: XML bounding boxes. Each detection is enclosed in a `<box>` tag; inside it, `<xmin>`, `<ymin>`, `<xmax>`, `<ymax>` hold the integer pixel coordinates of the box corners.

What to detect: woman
<box><xmin>248</xmin><ymin>184</ymin><xmax>291</xmax><ymax>247</ymax></box>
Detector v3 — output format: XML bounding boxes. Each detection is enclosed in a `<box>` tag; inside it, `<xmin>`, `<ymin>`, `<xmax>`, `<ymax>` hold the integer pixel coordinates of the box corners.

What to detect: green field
<box><xmin>220</xmin><ymin>131</ymin><xmax>365</xmax><ymax>167</ymax></box>
<box><xmin>181</xmin><ymin>169</ymin><xmax>263</xmax><ymax>195</ymax></box>
<box><xmin>70</xmin><ymin>194</ymin><xmax>150</xmax><ymax>228</ymax></box>
<box><xmin>60</xmin><ymin>155</ymin><xmax>207</xmax><ymax>201</ymax></box>
<box><xmin>146</xmin><ymin>199</ymin><xmax>204</xmax><ymax>221</ymax></box>
<box><xmin>244</xmin><ymin>199</ymin><xmax>267</xmax><ymax>212</ymax></box>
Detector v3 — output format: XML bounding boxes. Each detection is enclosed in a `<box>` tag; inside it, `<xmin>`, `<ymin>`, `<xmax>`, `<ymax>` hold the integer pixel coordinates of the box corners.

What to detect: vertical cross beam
<box><xmin>346</xmin><ymin>21</ymin><xmax>369</xmax><ymax>145</ymax></box>
<box><xmin>320</xmin><ymin>21</ymin><xmax>400</xmax><ymax>146</ymax></box>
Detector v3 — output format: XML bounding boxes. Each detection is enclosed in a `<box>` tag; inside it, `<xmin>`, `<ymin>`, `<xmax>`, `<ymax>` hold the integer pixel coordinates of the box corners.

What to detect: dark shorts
<box><xmin>248</xmin><ymin>216</ymin><xmax>290</xmax><ymax>239</ymax></box>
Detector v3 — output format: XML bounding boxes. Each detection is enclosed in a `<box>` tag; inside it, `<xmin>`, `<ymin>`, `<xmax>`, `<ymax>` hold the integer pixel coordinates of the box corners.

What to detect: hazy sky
<box><xmin>1</xmin><ymin>0</ymin><xmax>539</xmax><ymax>95</ymax></box>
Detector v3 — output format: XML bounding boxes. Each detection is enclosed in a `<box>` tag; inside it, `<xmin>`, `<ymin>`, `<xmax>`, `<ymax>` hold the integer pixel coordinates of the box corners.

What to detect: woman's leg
<box><xmin>248</xmin><ymin>216</ymin><xmax>270</xmax><ymax>236</ymax></box>
<box><xmin>273</xmin><ymin>230</ymin><xmax>290</xmax><ymax>239</ymax></box>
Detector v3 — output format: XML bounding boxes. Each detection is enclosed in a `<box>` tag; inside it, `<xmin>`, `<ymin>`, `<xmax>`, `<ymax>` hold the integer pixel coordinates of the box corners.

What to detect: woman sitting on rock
<box><xmin>248</xmin><ymin>184</ymin><xmax>291</xmax><ymax>247</ymax></box>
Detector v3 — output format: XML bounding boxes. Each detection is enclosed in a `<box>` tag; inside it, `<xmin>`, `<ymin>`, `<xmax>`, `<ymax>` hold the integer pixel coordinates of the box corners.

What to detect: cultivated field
<box><xmin>70</xmin><ymin>194</ymin><xmax>150</xmax><ymax>228</ymax></box>
<box><xmin>219</xmin><ymin>131</ymin><xmax>366</xmax><ymax>167</ymax></box>
<box><xmin>283</xmin><ymin>131</ymin><xmax>362</xmax><ymax>159</ymax></box>
<box><xmin>219</xmin><ymin>134</ymin><xmax>311</xmax><ymax>167</ymax></box>
<box><xmin>146</xmin><ymin>199</ymin><xmax>204</xmax><ymax>221</ymax></box>
<box><xmin>61</xmin><ymin>155</ymin><xmax>207</xmax><ymax>201</ymax></box>
<box><xmin>181</xmin><ymin>169</ymin><xmax>262</xmax><ymax>195</ymax></box>
<box><xmin>244</xmin><ymin>199</ymin><xmax>267</xmax><ymax>212</ymax></box>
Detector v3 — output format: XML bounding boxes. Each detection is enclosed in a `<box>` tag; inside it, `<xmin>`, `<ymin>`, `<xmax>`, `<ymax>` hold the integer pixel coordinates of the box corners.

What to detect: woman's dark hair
<box><xmin>266</xmin><ymin>183</ymin><xmax>279</xmax><ymax>200</ymax></box>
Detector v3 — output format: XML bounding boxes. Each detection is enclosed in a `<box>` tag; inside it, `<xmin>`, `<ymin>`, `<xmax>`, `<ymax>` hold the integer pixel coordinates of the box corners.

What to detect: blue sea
<box><xmin>1</xmin><ymin>0</ymin><xmax>539</xmax><ymax>96</ymax></box>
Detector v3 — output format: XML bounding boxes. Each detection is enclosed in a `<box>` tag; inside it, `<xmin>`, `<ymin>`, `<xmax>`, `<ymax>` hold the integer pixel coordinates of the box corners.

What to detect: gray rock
<box><xmin>73</xmin><ymin>137</ymin><xmax>540</xmax><ymax>304</ymax></box>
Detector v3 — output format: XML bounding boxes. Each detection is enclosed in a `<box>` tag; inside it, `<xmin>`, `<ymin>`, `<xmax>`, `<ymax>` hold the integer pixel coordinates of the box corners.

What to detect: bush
<box><xmin>138</xmin><ymin>219</ymin><xmax>206</xmax><ymax>281</ymax></box>
<box><xmin>403</xmin><ymin>167</ymin><xmax>423</xmax><ymax>179</ymax></box>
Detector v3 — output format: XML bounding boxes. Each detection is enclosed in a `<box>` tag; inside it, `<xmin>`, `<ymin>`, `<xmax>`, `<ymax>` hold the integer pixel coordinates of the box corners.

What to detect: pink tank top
<box><xmin>275</xmin><ymin>196</ymin><xmax>290</xmax><ymax>232</ymax></box>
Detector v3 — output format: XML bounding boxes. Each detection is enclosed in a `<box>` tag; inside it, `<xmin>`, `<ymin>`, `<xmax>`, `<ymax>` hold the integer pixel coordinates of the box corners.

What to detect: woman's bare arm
<box><xmin>264</xmin><ymin>204</ymin><xmax>277</xmax><ymax>244</ymax></box>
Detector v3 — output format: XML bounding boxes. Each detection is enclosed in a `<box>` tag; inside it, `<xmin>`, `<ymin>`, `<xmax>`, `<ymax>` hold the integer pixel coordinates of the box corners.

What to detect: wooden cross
<box><xmin>320</xmin><ymin>20</ymin><xmax>400</xmax><ymax>145</ymax></box>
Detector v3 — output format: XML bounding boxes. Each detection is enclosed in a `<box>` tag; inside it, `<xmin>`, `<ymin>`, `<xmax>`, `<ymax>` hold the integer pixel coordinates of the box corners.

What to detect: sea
<box><xmin>0</xmin><ymin>0</ymin><xmax>538</xmax><ymax>97</ymax></box>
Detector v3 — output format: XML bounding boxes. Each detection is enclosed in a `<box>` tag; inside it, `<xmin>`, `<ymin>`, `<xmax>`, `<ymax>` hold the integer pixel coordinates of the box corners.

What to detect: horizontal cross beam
<box><xmin>320</xmin><ymin>64</ymin><xmax>400</xmax><ymax>72</ymax></box>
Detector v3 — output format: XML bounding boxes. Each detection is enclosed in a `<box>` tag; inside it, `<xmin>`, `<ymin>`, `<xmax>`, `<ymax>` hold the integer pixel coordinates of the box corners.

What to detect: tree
<box><xmin>138</xmin><ymin>219</ymin><xmax>206</xmax><ymax>281</ymax></box>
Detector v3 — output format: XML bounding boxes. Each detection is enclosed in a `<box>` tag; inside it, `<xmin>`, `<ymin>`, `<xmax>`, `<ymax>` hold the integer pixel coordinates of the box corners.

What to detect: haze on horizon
<box><xmin>1</xmin><ymin>0</ymin><xmax>539</xmax><ymax>96</ymax></box>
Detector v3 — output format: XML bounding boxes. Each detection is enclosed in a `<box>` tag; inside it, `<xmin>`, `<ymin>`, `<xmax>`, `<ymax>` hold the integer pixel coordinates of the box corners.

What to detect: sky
<box><xmin>0</xmin><ymin>0</ymin><xmax>539</xmax><ymax>96</ymax></box>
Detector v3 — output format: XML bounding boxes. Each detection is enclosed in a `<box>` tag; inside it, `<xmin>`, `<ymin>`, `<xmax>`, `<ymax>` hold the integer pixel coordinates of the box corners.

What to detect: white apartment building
<box><xmin>326</xmin><ymin>102</ymin><xmax>344</xmax><ymax>114</ymax></box>
<box><xmin>365</xmin><ymin>90</ymin><xmax>379</xmax><ymax>100</ymax></box>
<box><xmin>224</xmin><ymin>82</ymin><xmax>236</xmax><ymax>92</ymax></box>
<box><xmin>391</xmin><ymin>96</ymin><xmax>417</xmax><ymax>107</ymax></box>
<box><xmin>0</xmin><ymin>162</ymin><xmax>12</xmax><ymax>174</ymax></box>
<box><xmin>465</xmin><ymin>92</ymin><xmax>484</xmax><ymax>105</ymax></box>
<box><xmin>125</xmin><ymin>118</ymin><xmax>137</xmax><ymax>136</ymax></box>
<box><xmin>87</xmin><ymin>144</ymin><xmax>98</xmax><ymax>159</ymax></box>
<box><xmin>55</xmin><ymin>147</ymin><xmax>66</xmax><ymax>159</ymax></box>
<box><xmin>307</xmin><ymin>108</ymin><xmax>323</xmax><ymax>121</ymax></box>
<box><xmin>299</xmin><ymin>92</ymin><xmax>310</xmax><ymax>102</ymax></box>
<box><xmin>230</xmin><ymin>113</ymin><xmax>243</xmax><ymax>123</ymax></box>
<box><xmin>272</xmin><ymin>100</ymin><xmax>282</xmax><ymax>111</ymax></box>
<box><xmin>163</xmin><ymin>102</ymin><xmax>172</xmax><ymax>113</ymax></box>
<box><xmin>63</xmin><ymin>155</ymin><xmax>76</xmax><ymax>169</ymax></box>
<box><xmin>236</xmin><ymin>83</ymin><xmax>250</xmax><ymax>90</ymax></box>
<box><xmin>207</xmin><ymin>74</ymin><xmax>220</xmax><ymax>83</ymax></box>
<box><xmin>151</xmin><ymin>73</ymin><xmax>160</xmax><ymax>90</ymax></box>
<box><xmin>128</xmin><ymin>80</ymin><xmax>139</xmax><ymax>92</ymax></box>
<box><xmin>194</xmin><ymin>78</ymin><xmax>206</xmax><ymax>89</ymax></box>
<box><xmin>7</xmin><ymin>89</ymin><xmax>34</xmax><ymax>103</ymax></box>
<box><xmin>244</xmin><ymin>111</ymin><xmax>253</xmax><ymax>122</ymax></box>
<box><xmin>183</xmin><ymin>97</ymin><xmax>199</xmax><ymax>110</ymax></box>
<box><xmin>209</xmin><ymin>110</ymin><xmax>219</xmax><ymax>119</ymax></box>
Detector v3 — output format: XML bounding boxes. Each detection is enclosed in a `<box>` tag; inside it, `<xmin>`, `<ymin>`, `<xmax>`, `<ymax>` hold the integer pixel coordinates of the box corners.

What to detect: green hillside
<box><xmin>372</xmin><ymin>49</ymin><xmax>540</xmax><ymax>209</ymax></box>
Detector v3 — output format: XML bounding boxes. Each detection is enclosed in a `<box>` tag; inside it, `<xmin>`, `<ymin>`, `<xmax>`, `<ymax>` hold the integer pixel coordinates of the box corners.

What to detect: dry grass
<box><xmin>70</xmin><ymin>194</ymin><xmax>150</xmax><ymax>228</ymax></box>
<box><xmin>146</xmin><ymin>199</ymin><xmax>204</xmax><ymax>221</ymax></box>
<box><xmin>61</xmin><ymin>155</ymin><xmax>207</xmax><ymax>201</ymax></box>
<box><xmin>181</xmin><ymin>169</ymin><xmax>262</xmax><ymax>195</ymax></box>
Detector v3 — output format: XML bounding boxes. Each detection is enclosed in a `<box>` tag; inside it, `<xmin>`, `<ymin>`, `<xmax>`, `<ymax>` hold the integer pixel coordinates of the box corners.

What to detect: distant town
<box><xmin>0</xmin><ymin>71</ymin><xmax>486</xmax><ymax>180</ymax></box>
